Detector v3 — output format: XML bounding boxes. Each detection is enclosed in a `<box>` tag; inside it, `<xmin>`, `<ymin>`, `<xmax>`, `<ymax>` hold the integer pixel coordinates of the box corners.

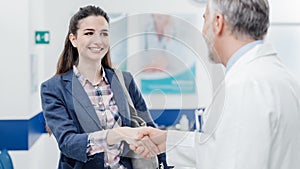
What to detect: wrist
<box><xmin>106</xmin><ymin>128</ymin><xmax>122</xmax><ymax>145</ymax></box>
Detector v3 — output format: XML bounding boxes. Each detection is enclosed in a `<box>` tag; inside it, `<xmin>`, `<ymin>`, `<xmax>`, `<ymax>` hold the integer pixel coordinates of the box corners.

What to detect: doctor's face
<box><xmin>202</xmin><ymin>3</ymin><xmax>221</xmax><ymax>64</ymax></box>
<box><xmin>69</xmin><ymin>15</ymin><xmax>110</xmax><ymax>64</ymax></box>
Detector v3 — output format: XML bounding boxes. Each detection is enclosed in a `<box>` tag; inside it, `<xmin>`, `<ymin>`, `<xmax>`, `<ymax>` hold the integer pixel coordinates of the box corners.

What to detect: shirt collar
<box><xmin>226</xmin><ymin>40</ymin><xmax>263</xmax><ymax>73</ymax></box>
<box><xmin>73</xmin><ymin>65</ymin><xmax>108</xmax><ymax>86</ymax></box>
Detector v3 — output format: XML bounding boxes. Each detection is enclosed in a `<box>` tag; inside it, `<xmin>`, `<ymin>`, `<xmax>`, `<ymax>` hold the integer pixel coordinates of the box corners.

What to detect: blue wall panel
<box><xmin>0</xmin><ymin>113</ymin><xmax>46</xmax><ymax>150</ymax></box>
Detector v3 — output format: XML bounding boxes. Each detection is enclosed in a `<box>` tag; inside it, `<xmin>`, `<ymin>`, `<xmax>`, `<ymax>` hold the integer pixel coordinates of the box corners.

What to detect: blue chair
<box><xmin>0</xmin><ymin>149</ymin><xmax>14</xmax><ymax>169</ymax></box>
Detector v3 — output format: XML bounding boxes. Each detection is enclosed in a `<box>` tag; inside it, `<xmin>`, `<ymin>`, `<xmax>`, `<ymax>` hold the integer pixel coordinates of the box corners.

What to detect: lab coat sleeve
<box><xmin>166</xmin><ymin>130</ymin><xmax>197</xmax><ymax>167</ymax></box>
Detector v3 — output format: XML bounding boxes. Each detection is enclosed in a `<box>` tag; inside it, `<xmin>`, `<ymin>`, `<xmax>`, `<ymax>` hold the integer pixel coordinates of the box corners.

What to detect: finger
<box><xmin>141</xmin><ymin>136</ymin><xmax>160</xmax><ymax>155</ymax></box>
<box><xmin>129</xmin><ymin>144</ymin><xmax>137</xmax><ymax>151</ymax></box>
<box><xmin>134</xmin><ymin>145</ymin><xmax>145</xmax><ymax>155</ymax></box>
<box><xmin>146</xmin><ymin>153</ymin><xmax>153</xmax><ymax>159</ymax></box>
<box><xmin>140</xmin><ymin>146</ymin><xmax>151</xmax><ymax>159</ymax></box>
<box><xmin>134</xmin><ymin>145</ymin><xmax>150</xmax><ymax>159</ymax></box>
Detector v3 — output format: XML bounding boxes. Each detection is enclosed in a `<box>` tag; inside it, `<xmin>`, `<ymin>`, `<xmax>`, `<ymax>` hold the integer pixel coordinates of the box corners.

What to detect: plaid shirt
<box><xmin>73</xmin><ymin>66</ymin><xmax>125</xmax><ymax>169</ymax></box>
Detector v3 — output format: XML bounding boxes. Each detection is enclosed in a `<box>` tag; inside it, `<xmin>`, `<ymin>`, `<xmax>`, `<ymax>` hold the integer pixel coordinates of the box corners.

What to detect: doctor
<box><xmin>131</xmin><ymin>0</ymin><xmax>300</xmax><ymax>168</ymax></box>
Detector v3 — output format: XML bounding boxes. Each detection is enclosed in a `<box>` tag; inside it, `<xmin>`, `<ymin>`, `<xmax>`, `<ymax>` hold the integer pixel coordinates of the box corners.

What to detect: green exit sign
<box><xmin>35</xmin><ymin>31</ymin><xmax>50</xmax><ymax>44</ymax></box>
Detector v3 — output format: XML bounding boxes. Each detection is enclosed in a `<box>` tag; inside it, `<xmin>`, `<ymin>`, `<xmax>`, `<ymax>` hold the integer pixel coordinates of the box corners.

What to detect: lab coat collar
<box><xmin>226</xmin><ymin>40</ymin><xmax>263</xmax><ymax>73</ymax></box>
<box><xmin>225</xmin><ymin>43</ymin><xmax>277</xmax><ymax>80</ymax></box>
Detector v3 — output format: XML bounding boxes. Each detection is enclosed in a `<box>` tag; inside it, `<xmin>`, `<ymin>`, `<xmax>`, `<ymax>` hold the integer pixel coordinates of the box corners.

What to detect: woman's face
<box><xmin>69</xmin><ymin>15</ymin><xmax>109</xmax><ymax>64</ymax></box>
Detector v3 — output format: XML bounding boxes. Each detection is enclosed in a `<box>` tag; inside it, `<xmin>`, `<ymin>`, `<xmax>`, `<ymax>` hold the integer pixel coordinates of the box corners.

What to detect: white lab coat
<box><xmin>166</xmin><ymin>43</ymin><xmax>300</xmax><ymax>169</ymax></box>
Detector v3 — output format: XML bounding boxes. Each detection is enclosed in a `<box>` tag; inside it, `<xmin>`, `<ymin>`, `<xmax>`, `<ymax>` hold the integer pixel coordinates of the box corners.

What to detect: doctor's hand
<box><xmin>129</xmin><ymin>127</ymin><xmax>167</xmax><ymax>157</ymax></box>
<box><xmin>106</xmin><ymin>127</ymin><xmax>160</xmax><ymax>158</ymax></box>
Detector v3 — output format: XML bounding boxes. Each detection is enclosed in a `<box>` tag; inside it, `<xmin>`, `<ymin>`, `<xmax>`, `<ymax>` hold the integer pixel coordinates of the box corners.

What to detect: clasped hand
<box><xmin>129</xmin><ymin>127</ymin><xmax>167</xmax><ymax>159</ymax></box>
<box><xmin>108</xmin><ymin>126</ymin><xmax>166</xmax><ymax>159</ymax></box>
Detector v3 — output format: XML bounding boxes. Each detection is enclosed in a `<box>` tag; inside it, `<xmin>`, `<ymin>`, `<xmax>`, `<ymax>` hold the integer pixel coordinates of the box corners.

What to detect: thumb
<box><xmin>129</xmin><ymin>144</ymin><xmax>137</xmax><ymax>151</ymax></box>
<box><xmin>136</xmin><ymin>128</ymin><xmax>147</xmax><ymax>140</ymax></box>
<box><xmin>135</xmin><ymin>126</ymin><xmax>152</xmax><ymax>140</ymax></box>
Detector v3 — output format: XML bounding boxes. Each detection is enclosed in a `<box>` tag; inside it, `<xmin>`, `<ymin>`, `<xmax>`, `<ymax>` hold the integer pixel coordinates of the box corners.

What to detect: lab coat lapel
<box><xmin>62</xmin><ymin>70</ymin><xmax>102</xmax><ymax>132</ymax></box>
<box><xmin>200</xmin><ymin>43</ymin><xmax>277</xmax><ymax>142</ymax></box>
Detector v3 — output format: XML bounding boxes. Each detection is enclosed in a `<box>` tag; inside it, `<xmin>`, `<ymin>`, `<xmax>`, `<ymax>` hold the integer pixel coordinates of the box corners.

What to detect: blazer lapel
<box><xmin>62</xmin><ymin>70</ymin><xmax>102</xmax><ymax>132</ymax></box>
<box><xmin>105</xmin><ymin>68</ymin><xmax>131</xmax><ymax>127</ymax></box>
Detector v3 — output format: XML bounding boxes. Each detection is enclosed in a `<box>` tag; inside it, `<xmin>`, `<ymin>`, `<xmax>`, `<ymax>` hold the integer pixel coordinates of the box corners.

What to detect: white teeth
<box><xmin>89</xmin><ymin>47</ymin><xmax>103</xmax><ymax>51</ymax></box>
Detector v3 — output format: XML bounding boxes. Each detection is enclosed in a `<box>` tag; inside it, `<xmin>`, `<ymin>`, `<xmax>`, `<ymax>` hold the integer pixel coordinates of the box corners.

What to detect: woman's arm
<box><xmin>41</xmin><ymin>79</ymin><xmax>89</xmax><ymax>162</ymax></box>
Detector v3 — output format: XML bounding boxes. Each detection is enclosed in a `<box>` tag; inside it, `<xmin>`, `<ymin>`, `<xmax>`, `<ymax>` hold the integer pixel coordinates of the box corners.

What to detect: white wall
<box><xmin>269</xmin><ymin>0</ymin><xmax>300</xmax><ymax>23</ymax></box>
<box><xmin>0</xmin><ymin>0</ymin><xmax>47</xmax><ymax>118</ymax></box>
<box><xmin>0</xmin><ymin>0</ymin><xmax>31</xmax><ymax>117</ymax></box>
<box><xmin>267</xmin><ymin>0</ymin><xmax>300</xmax><ymax>83</ymax></box>
<box><xmin>0</xmin><ymin>0</ymin><xmax>58</xmax><ymax>169</ymax></box>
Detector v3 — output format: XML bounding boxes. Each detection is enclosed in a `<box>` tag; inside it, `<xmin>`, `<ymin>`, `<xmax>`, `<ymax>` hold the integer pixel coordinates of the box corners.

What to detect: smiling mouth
<box><xmin>89</xmin><ymin>47</ymin><xmax>104</xmax><ymax>52</ymax></box>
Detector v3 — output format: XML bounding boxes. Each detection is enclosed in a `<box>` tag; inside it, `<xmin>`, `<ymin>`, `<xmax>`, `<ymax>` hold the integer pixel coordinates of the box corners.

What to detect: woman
<box><xmin>41</xmin><ymin>5</ymin><xmax>168</xmax><ymax>169</ymax></box>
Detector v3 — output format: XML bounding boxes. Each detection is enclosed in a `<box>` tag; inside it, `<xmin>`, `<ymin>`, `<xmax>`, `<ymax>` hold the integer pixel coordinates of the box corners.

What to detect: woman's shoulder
<box><xmin>41</xmin><ymin>75</ymin><xmax>62</xmax><ymax>91</ymax></box>
<box><xmin>42</xmin><ymin>74</ymin><xmax>59</xmax><ymax>83</ymax></box>
<box><xmin>41</xmin><ymin>70</ymin><xmax>73</xmax><ymax>87</ymax></box>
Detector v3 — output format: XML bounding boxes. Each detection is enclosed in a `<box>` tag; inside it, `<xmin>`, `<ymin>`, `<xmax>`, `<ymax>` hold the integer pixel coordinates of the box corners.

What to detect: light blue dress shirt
<box><xmin>226</xmin><ymin>40</ymin><xmax>263</xmax><ymax>73</ymax></box>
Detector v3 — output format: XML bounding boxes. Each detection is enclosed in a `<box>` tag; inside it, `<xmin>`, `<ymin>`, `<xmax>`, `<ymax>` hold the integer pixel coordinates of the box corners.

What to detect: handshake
<box><xmin>107</xmin><ymin>126</ymin><xmax>167</xmax><ymax>159</ymax></box>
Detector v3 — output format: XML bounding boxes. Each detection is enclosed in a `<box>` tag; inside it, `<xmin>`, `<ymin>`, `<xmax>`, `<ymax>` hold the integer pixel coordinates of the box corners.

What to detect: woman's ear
<box><xmin>69</xmin><ymin>33</ymin><xmax>77</xmax><ymax>48</ymax></box>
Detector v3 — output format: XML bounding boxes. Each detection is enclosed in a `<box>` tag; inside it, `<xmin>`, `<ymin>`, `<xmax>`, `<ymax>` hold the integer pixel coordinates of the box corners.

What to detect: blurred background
<box><xmin>0</xmin><ymin>0</ymin><xmax>299</xmax><ymax>168</ymax></box>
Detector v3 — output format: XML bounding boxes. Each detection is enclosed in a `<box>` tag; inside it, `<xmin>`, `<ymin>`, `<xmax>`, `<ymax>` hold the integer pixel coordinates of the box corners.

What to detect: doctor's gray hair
<box><xmin>208</xmin><ymin>0</ymin><xmax>269</xmax><ymax>40</ymax></box>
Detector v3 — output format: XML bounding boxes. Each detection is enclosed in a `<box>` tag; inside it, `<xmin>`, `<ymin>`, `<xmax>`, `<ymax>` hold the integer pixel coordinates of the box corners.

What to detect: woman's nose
<box><xmin>92</xmin><ymin>34</ymin><xmax>104</xmax><ymax>44</ymax></box>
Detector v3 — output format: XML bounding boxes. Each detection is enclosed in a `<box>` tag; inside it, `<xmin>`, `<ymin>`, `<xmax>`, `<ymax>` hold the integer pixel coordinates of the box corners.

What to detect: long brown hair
<box><xmin>56</xmin><ymin>5</ymin><xmax>112</xmax><ymax>75</ymax></box>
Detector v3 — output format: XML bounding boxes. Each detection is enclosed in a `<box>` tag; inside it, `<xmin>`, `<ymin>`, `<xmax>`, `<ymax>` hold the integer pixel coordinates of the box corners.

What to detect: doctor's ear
<box><xmin>213</xmin><ymin>13</ymin><xmax>225</xmax><ymax>35</ymax></box>
<box><xmin>69</xmin><ymin>33</ymin><xmax>77</xmax><ymax>48</ymax></box>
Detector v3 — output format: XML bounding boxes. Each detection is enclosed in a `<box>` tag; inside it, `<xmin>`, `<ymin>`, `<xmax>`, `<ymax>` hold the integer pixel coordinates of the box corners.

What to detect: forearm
<box><xmin>106</xmin><ymin>127</ymin><xmax>124</xmax><ymax>145</ymax></box>
<box><xmin>87</xmin><ymin>130</ymin><xmax>121</xmax><ymax>156</ymax></box>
